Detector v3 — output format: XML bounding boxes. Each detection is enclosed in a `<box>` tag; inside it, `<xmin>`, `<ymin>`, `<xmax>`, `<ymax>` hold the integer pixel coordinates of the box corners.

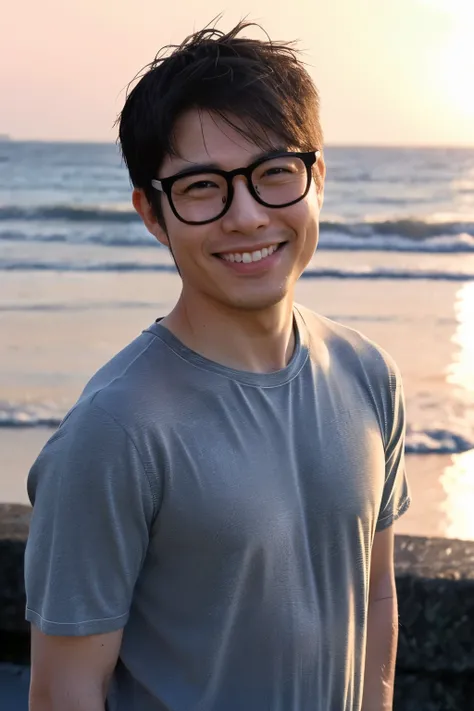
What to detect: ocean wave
<box><xmin>322</xmin><ymin>218</ymin><xmax>474</xmax><ymax>241</ymax></box>
<box><xmin>299</xmin><ymin>267</ymin><xmax>474</xmax><ymax>281</ymax></box>
<box><xmin>2</xmin><ymin>258</ymin><xmax>474</xmax><ymax>281</ymax></box>
<box><xmin>0</xmin><ymin>403</ymin><xmax>64</xmax><ymax>429</ymax></box>
<box><xmin>0</xmin><ymin>205</ymin><xmax>140</xmax><ymax>223</ymax></box>
<box><xmin>1</xmin><ymin>207</ymin><xmax>474</xmax><ymax>249</ymax></box>
<box><xmin>318</xmin><ymin>231</ymin><xmax>474</xmax><ymax>253</ymax></box>
<box><xmin>2</xmin><ymin>404</ymin><xmax>473</xmax><ymax>454</ymax></box>
<box><xmin>2</xmin><ymin>227</ymin><xmax>474</xmax><ymax>254</ymax></box>
<box><xmin>405</xmin><ymin>428</ymin><xmax>474</xmax><ymax>454</ymax></box>
<box><xmin>0</xmin><ymin>259</ymin><xmax>176</xmax><ymax>273</ymax></box>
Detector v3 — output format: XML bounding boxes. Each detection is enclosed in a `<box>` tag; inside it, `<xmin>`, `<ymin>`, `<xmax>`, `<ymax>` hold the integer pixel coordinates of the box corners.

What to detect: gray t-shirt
<box><xmin>25</xmin><ymin>305</ymin><xmax>410</xmax><ymax>711</ymax></box>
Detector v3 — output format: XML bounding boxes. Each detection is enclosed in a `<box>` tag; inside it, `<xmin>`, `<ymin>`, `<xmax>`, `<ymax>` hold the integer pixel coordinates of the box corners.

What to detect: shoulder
<box><xmin>81</xmin><ymin>325</ymin><xmax>164</xmax><ymax>400</ymax></box>
<box><xmin>28</xmin><ymin>392</ymin><xmax>161</xmax><ymax>515</ymax></box>
<box><xmin>295</xmin><ymin>304</ymin><xmax>403</xmax><ymax>443</ymax></box>
<box><xmin>296</xmin><ymin>303</ymin><xmax>401</xmax><ymax>389</ymax></box>
<box><xmin>39</xmin><ymin>319</ymin><xmax>194</xmax><ymax>465</ymax></box>
<box><xmin>74</xmin><ymin>322</ymin><xmax>187</xmax><ymax>430</ymax></box>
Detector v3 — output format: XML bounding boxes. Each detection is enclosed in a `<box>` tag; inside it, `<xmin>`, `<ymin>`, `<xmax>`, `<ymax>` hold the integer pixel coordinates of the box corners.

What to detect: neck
<box><xmin>160</xmin><ymin>291</ymin><xmax>296</xmax><ymax>373</ymax></box>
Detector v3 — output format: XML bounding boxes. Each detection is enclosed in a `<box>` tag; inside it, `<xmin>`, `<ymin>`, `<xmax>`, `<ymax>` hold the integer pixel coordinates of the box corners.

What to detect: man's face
<box><xmin>135</xmin><ymin>109</ymin><xmax>325</xmax><ymax>313</ymax></box>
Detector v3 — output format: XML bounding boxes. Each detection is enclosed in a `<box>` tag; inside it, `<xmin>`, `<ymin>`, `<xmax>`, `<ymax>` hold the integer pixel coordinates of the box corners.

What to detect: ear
<box><xmin>315</xmin><ymin>155</ymin><xmax>326</xmax><ymax>210</ymax></box>
<box><xmin>132</xmin><ymin>189</ymin><xmax>169</xmax><ymax>247</ymax></box>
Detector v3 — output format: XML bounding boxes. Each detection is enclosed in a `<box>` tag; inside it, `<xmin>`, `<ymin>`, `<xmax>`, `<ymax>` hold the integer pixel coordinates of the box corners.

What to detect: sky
<box><xmin>1</xmin><ymin>0</ymin><xmax>473</xmax><ymax>146</ymax></box>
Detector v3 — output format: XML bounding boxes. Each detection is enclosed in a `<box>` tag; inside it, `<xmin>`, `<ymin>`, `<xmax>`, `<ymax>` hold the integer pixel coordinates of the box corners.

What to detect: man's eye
<box><xmin>261</xmin><ymin>165</ymin><xmax>296</xmax><ymax>178</ymax></box>
<box><xmin>185</xmin><ymin>180</ymin><xmax>218</xmax><ymax>192</ymax></box>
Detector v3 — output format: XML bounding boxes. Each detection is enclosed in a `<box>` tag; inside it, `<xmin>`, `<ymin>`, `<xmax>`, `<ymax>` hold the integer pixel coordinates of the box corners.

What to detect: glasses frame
<box><xmin>151</xmin><ymin>150</ymin><xmax>321</xmax><ymax>226</ymax></box>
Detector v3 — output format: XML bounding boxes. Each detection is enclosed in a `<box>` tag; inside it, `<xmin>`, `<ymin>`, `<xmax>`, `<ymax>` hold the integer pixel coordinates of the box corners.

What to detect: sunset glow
<box><xmin>0</xmin><ymin>0</ymin><xmax>473</xmax><ymax>145</ymax></box>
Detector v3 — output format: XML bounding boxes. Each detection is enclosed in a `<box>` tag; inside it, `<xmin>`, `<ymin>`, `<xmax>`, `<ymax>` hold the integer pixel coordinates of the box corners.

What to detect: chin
<box><xmin>220</xmin><ymin>286</ymin><xmax>290</xmax><ymax>312</ymax></box>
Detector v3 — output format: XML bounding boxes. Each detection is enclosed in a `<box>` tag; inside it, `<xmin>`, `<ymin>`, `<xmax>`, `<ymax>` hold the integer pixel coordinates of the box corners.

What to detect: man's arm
<box><xmin>25</xmin><ymin>404</ymin><xmax>156</xmax><ymax>709</ymax></box>
<box><xmin>29</xmin><ymin>625</ymin><xmax>123</xmax><ymax>711</ymax></box>
<box><xmin>362</xmin><ymin>526</ymin><xmax>398</xmax><ymax>711</ymax></box>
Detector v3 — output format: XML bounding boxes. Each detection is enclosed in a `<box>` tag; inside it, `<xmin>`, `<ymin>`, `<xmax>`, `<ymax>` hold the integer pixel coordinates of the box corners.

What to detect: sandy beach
<box><xmin>2</xmin><ymin>268</ymin><xmax>474</xmax><ymax>540</ymax></box>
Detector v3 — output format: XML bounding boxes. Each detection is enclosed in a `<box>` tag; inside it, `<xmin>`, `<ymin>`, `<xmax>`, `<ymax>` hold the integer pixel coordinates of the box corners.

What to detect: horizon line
<box><xmin>1</xmin><ymin>136</ymin><xmax>474</xmax><ymax>150</ymax></box>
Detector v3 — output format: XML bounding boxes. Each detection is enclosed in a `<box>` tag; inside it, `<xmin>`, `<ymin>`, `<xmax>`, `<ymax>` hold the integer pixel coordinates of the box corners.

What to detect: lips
<box><xmin>215</xmin><ymin>242</ymin><xmax>286</xmax><ymax>263</ymax></box>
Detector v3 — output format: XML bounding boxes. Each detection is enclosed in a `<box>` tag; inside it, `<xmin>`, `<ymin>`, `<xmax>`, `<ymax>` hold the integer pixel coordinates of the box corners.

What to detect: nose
<box><xmin>220</xmin><ymin>176</ymin><xmax>270</xmax><ymax>234</ymax></box>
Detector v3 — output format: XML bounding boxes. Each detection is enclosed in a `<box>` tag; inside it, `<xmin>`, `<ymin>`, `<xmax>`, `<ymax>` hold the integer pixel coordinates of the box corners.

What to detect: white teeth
<box><xmin>221</xmin><ymin>243</ymin><xmax>279</xmax><ymax>263</ymax></box>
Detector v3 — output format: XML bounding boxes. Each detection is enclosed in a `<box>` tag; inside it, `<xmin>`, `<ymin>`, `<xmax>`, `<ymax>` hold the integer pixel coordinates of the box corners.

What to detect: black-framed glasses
<box><xmin>151</xmin><ymin>150</ymin><xmax>321</xmax><ymax>225</ymax></box>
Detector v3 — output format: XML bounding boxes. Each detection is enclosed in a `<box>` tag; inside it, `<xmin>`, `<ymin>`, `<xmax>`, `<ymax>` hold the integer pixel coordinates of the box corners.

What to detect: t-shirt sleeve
<box><xmin>376</xmin><ymin>364</ymin><xmax>411</xmax><ymax>531</ymax></box>
<box><xmin>24</xmin><ymin>400</ymin><xmax>157</xmax><ymax>636</ymax></box>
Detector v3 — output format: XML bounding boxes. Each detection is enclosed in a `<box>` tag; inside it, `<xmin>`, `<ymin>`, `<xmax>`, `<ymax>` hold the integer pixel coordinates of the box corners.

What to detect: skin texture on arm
<box><xmin>29</xmin><ymin>625</ymin><xmax>123</xmax><ymax>711</ymax></box>
<box><xmin>362</xmin><ymin>526</ymin><xmax>399</xmax><ymax>711</ymax></box>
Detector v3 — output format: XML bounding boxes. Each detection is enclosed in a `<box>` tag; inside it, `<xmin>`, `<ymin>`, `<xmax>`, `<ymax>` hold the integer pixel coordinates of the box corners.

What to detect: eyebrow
<box><xmin>166</xmin><ymin>147</ymin><xmax>289</xmax><ymax>179</ymax></box>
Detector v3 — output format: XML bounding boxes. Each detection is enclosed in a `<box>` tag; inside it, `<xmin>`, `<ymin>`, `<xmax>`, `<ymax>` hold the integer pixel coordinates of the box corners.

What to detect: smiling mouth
<box><xmin>214</xmin><ymin>242</ymin><xmax>287</xmax><ymax>264</ymax></box>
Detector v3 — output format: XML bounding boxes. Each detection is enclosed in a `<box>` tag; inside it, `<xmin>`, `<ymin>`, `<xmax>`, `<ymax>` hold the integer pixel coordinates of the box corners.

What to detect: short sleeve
<box><xmin>25</xmin><ymin>400</ymin><xmax>157</xmax><ymax>636</ymax></box>
<box><xmin>376</xmin><ymin>366</ymin><xmax>411</xmax><ymax>531</ymax></box>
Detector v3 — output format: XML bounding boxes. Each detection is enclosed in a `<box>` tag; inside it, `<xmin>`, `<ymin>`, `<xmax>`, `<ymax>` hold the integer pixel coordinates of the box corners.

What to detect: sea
<box><xmin>1</xmin><ymin>140</ymin><xmax>474</xmax><ymax>538</ymax></box>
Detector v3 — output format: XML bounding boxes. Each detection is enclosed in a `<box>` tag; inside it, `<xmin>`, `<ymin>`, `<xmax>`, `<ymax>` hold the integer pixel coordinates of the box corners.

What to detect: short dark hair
<box><xmin>118</xmin><ymin>21</ymin><xmax>323</xmax><ymax>222</ymax></box>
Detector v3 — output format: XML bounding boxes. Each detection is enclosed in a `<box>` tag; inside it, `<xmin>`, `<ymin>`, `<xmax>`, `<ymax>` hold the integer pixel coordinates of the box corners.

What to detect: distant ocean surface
<box><xmin>1</xmin><ymin>142</ymin><xmax>474</xmax><ymax>264</ymax></box>
<box><xmin>1</xmin><ymin>141</ymin><xmax>474</xmax><ymax>465</ymax></box>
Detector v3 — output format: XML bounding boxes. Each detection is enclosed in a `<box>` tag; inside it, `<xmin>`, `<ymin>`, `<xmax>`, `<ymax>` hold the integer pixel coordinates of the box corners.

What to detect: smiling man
<box><xmin>25</xmin><ymin>22</ymin><xmax>410</xmax><ymax>711</ymax></box>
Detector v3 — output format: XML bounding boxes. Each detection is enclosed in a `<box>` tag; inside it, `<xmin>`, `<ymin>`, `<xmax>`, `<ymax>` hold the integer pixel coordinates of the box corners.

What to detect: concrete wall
<box><xmin>1</xmin><ymin>504</ymin><xmax>473</xmax><ymax>710</ymax></box>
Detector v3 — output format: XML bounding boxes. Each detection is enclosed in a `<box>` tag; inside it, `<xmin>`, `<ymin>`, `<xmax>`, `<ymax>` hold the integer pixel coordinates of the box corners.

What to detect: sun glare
<box><xmin>439</xmin><ymin>25</ymin><xmax>474</xmax><ymax>117</ymax></box>
<box><xmin>425</xmin><ymin>0</ymin><xmax>474</xmax><ymax>118</ymax></box>
<box><xmin>421</xmin><ymin>0</ymin><xmax>473</xmax><ymax>15</ymax></box>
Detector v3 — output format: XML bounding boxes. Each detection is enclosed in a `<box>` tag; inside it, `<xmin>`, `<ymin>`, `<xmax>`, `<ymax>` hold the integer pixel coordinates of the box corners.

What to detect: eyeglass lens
<box><xmin>170</xmin><ymin>155</ymin><xmax>308</xmax><ymax>223</ymax></box>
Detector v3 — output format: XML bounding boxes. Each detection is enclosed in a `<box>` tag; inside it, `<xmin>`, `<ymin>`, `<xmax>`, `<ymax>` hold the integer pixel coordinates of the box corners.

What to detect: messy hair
<box><xmin>118</xmin><ymin>20</ymin><xmax>323</xmax><ymax>223</ymax></box>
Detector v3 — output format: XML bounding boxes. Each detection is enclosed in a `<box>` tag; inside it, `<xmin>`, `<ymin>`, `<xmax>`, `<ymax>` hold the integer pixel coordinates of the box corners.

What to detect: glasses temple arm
<box><xmin>151</xmin><ymin>179</ymin><xmax>164</xmax><ymax>192</ymax></box>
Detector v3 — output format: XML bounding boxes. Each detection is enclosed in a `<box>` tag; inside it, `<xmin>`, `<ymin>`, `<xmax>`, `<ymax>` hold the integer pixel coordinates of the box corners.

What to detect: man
<box><xmin>25</xmin><ymin>21</ymin><xmax>410</xmax><ymax>711</ymax></box>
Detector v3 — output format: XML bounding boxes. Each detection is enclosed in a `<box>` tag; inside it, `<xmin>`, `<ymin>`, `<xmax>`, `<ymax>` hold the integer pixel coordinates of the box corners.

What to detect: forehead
<box><xmin>162</xmin><ymin>109</ymin><xmax>282</xmax><ymax>173</ymax></box>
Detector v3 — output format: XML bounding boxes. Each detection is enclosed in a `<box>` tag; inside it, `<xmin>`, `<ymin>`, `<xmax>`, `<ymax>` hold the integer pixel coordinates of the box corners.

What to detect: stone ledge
<box><xmin>395</xmin><ymin>535</ymin><xmax>474</xmax><ymax>580</ymax></box>
<box><xmin>0</xmin><ymin>506</ymin><xmax>31</xmax><ymax>640</ymax></box>
<box><xmin>395</xmin><ymin>535</ymin><xmax>474</xmax><ymax>674</ymax></box>
<box><xmin>394</xmin><ymin>670</ymin><xmax>474</xmax><ymax>711</ymax></box>
<box><xmin>2</xmin><ymin>504</ymin><xmax>474</xmax><ymax>677</ymax></box>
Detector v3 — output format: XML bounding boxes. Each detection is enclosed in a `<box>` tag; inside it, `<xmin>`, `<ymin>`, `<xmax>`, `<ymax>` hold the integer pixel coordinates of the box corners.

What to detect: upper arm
<box><xmin>30</xmin><ymin>625</ymin><xmax>123</xmax><ymax>702</ymax></box>
<box><xmin>376</xmin><ymin>363</ymin><xmax>410</xmax><ymax>532</ymax></box>
<box><xmin>25</xmin><ymin>402</ymin><xmax>156</xmax><ymax>637</ymax></box>
<box><xmin>369</xmin><ymin>527</ymin><xmax>396</xmax><ymax>602</ymax></box>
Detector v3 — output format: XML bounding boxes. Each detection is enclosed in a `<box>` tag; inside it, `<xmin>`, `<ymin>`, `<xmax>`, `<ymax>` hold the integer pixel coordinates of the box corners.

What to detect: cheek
<box><xmin>166</xmin><ymin>223</ymin><xmax>214</xmax><ymax>269</ymax></box>
<box><xmin>282</xmin><ymin>192</ymin><xmax>319</xmax><ymax>238</ymax></box>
